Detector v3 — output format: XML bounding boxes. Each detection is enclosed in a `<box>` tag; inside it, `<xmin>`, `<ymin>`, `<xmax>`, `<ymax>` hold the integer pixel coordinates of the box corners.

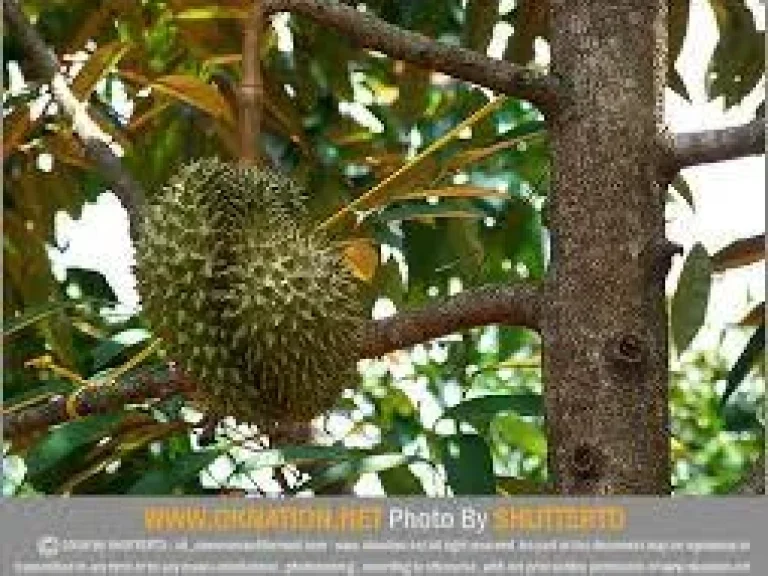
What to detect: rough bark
<box><xmin>360</xmin><ymin>284</ymin><xmax>541</xmax><ymax>357</ymax></box>
<box><xmin>543</xmin><ymin>0</ymin><xmax>671</xmax><ymax>493</ymax></box>
<box><xmin>2</xmin><ymin>367</ymin><xmax>196</xmax><ymax>438</ymax></box>
<box><xmin>261</xmin><ymin>0</ymin><xmax>561</xmax><ymax>114</ymax></box>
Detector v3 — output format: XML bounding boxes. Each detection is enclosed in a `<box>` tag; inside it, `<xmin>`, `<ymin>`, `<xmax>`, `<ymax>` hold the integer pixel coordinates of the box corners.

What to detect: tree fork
<box><xmin>543</xmin><ymin>0</ymin><xmax>671</xmax><ymax>493</ymax></box>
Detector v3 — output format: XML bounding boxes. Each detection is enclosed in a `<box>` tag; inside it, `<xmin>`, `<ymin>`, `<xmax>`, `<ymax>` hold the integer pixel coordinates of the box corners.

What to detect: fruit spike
<box><xmin>135</xmin><ymin>158</ymin><xmax>364</xmax><ymax>429</ymax></box>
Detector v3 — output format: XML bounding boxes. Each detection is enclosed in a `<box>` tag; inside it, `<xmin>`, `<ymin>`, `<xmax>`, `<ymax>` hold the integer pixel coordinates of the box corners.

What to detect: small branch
<box><xmin>4</xmin><ymin>283</ymin><xmax>541</xmax><ymax>438</ymax></box>
<box><xmin>733</xmin><ymin>454</ymin><xmax>765</xmax><ymax>496</ymax></box>
<box><xmin>3</xmin><ymin>0</ymin><xmax>146</xmax><ymax>237</ymax></box>
<box><xmin>2</xmin><ymin>366</ymin><xmax>195</xmax><ymax>438</ymax></box>
<box><xmin>358</xmin><ymin>283</ymin><xmax>542</xmax><ymax>358</ymax></box>
<box><xmin>670</xmin><ymin>119</ymin><xmax>765</xmax><ymax>172</ymax></box>
<box><xmin>239</xmin><ymin>3</ymin><xmax>263</xmax><ymax>166</ymax></box>
<box><xmin>260</xmin><ymin>0</ymin><xmax>561</xmax><ymax>114</ymax></box>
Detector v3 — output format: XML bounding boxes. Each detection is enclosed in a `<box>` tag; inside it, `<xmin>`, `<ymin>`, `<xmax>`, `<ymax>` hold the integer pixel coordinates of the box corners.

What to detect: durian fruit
<box><xmin>135</xmin><ymin>158</ymin><xmax>364</xmax><ymax>429</ymax></box>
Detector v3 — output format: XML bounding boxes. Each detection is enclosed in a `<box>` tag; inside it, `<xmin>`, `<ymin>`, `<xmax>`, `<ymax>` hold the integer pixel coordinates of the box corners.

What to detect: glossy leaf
<box><xmin>151</xmin><ymin>75</ymin><xmax>235</xmax><ymax>125</ymax></box>
<box><xmin>439</xmin><ymin>434</ymin><xmax>496</xmax><ymax>495</ymax></box>
<box><xmin>706</xmin><ymin>0</ymin><xmax>765</xmax><ymax>108</ymax></box>
<box><xmin>4</xmin><ymin>300</ymin><xmax>82</xmax><ymax>338</ymax></box>
<box><xmin>442</xmin><ymin>393</ymin><xmax>543</xmax><ymax>432</ymax></box>
<box><xmin>668</xmin><ymin>0</ymin><xmax>692</xmax><ymax>101</ymax></box>
<box><xmin>296</xmin><ymin>454</ymin><xmax>418</xmax><ymax>493</ymax></box>
<box><xmin>128</xmin><ymin>450</ymin><xmax>221</xmax><ymax>494</ymax></box>
<box><xmin>71</xmin><ymin>41</ymin><xmax>132</xmax><ymax>100</ymax></box>
<box><xmin>670</xmin><ymin>174</ymin><xmax>695</xmax><ymax>209</ymax></box>
<box><xmin>493</xmin><ymin>414</ymin><xmax>547</xmax><ymax>457</ymax></box>
<box><xmin>25</xmin><ymin>414</ymin><xmax>123</xmax><ymax>478</ymax></box>
<box><xmin>445</xmin><ymin>122</ymin><xmax>546</xmax><ymax>173</ymax></box>
<box><xmin>378</xmin><ymin>466</ymin><xmax>426</xmax><ymax>495</ymax></box>
<box><xmin>722</xmin><ymin>324</ymin><xmax>765</xmax><ymax>405</ymax></box>
<box><xmin>671</xmin><ymin>243</ymin><xmax>713</xmax><ymax>353</ymax></box>
<box><xmin>235</xmin><ymin>445</ymin><xmax>358</xmax><ymax>474</ymax></box>
<box><xmin>378</xmin><ymin>201</ymin><xmax>488</xmax><ymax>222</ymax></box>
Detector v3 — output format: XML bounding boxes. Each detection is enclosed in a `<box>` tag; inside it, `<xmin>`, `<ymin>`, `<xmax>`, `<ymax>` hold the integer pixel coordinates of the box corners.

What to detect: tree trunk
<box><xmin>13</xmin><ymin>0</ymin><xmax>761</xmax><ymax>496</ymax></box>
<box><xmin>543</xmin><ymin>0</ymin><xmax>671</xmax><ymax>493</ymax></box>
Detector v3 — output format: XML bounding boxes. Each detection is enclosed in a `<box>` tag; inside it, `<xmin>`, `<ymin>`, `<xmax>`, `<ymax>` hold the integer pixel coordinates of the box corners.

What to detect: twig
<box><xmin>318</xmin><ymin>96</ymin><xmax>507</xmax><ymax>232</ymax></box>
<box><xmin>671</xmin><ymin>119</ymin><xmax>765</xmax><ymax>173</ymax></box>
<box><xmin>239</xmin><ymin>2</ymin><xmax>263</xmax><ymax>166</ymax></box>
<box><xmin>2</xmin><ymin>365</ymin><xmax>195</xmax><ymax>437</ymax></box>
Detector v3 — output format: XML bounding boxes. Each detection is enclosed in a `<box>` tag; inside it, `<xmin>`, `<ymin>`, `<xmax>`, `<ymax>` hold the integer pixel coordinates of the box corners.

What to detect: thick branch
<box><xmin>4</xmin><ymin>284</ymin><xmax>541</xmax><ymax>437</ymax></box>
<box><xmin>3</xmin><ymin>0</ymin><xmax>146</xmax><ymax>237</ymax></box>
<box><xmin>671</xmin><ymin>119</ymin><xmax>765</xmax><ymax>172</ymax></box>
<box><xmin>261</xmin><ymin>0</ymin><xmax>561</xmax><ymax>114</ymax></box>
<box><xmin>359</xmin><ymin>283</ymin><xmax>541</xmax><ymax>358</ymax></box>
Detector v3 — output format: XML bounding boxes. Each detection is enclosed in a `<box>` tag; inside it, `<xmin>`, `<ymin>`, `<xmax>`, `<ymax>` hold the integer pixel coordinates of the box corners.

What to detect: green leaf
<box><xmin>441</xmin><ymin>393</ymin><xmax>543</xmax><ymax>434</ymax></box>
<box><xmin>4</xmin><ymin>300</ymin><xmax>77</xmax><ymax>338</ymax></box>
<box><xmin>670</xmin><ymin>174</ymin><xmax>695</xmax><ymax>209</ymax></box>
<box><xmin>722</xmin><ymin>324</ymin><xmax>764</xmax><ymax>405</ymax></box>
<box><xmin>71</xmin><ymin>41</ymin><xmax>132</xmax><ymax>100</ymax></box>
<box><xmin>296</xmin><ymin>454</ymin><xmax>418</xmax><ymax>494</ymax></box>
<box><xmin>25</xmin><ymin>414</ymin><xmax>123</xmax><ymax>478</ymax></box>
<box><xmin>493</xmin><ymin>414</ymin><xmax>547</xmax><ymax>457</ymax></box>
<box><xmin>173</xmin><ymin>7</ymin><xmax>247</xmax><ymax>20</ymax></box>
<box><xmin>439</xmin><ymin>434</ymin><xmax>496</xmax><ymax>495</ymax></box>
<box><xmin>706</xmin><ymin>0</ymin><xmax>765</xmax><ymax>108</ymax></box>
<box><xmin>668</xmin><ymin>68</ymin><xmax>691</xmax><ymax>101</ymax></box>
<box><xmin>671</xmin><ymin>243</ymin><xmax>712</xmax><ymax>353</ymax></box>
<box><xmin>235</xmin><ymin>445</ymin><xmax>356</xmax><ymax>474</ymax></box>
<box><xmin>3</xmin><ymin>379</ymin><xmax>75</xmax><ymax>409</ymax></box>
<box><xmin>378</xmin><ymin>466</ymin><xmax>426</xmax><ymax>495</ymax></box>
<box><xmin>91</xmin><ymin>329</ymin><xmax>151</xmax><ymax>372</ymax></box>
<box><xmin>721</xmin><ymin>400</ymin><xmax>761</xmax><ymax>433</ymax></box>
<box><xmin>496</xmin><ymin>476</ymin><xmax>548</xmax><ymax>495</ymax></box>
<box><xmin>390</xmin><ymin>186</ymin><xmax>508</xmax><ymax>203</ymax></box>
<box><xmin>151</xmin><ymin>75</ymin><xmax>235</xmax><ymax>125</ymax></box>
<box><xmin>129</xmin><ymin>450</ymin><xmax>221</xmax><ymax>494</ymax></box>
<box><xmin>668</xmin><ymin>0</ymin><xmax>691</xmax><ymax>101</ymax></box>
<box><xmin>65</xmin><ymin>267</ymin><xmax>118</xmax><ymax>302</ymax></box>
<box><xmin>379</xmin><ymin>200</ymin><xmax>488</xmax><ymax>222</ymax></box>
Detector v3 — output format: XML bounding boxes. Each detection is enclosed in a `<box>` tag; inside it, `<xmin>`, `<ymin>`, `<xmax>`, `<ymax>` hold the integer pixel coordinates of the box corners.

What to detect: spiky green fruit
<box><xmin>135</xmin><ymin>158</ymin><xmax>364</xmax><ymax>428</ymax></box>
